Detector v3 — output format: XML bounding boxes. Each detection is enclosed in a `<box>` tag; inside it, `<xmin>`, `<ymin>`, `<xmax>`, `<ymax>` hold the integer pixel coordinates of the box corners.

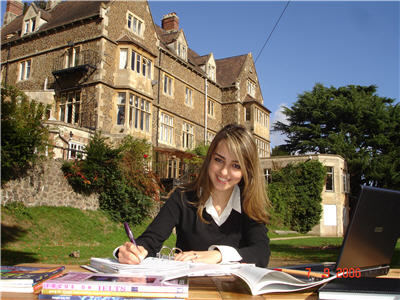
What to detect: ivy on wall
<box><xmin>267</xmin><ymin>160</ymin><xmax>326</xmax><ymax>233</ymax></box>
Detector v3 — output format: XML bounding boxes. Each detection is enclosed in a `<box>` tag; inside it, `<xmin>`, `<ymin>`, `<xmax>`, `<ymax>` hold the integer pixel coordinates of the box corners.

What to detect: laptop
<box><xmin>283</xmin><ymin>185</ymin><xmax>400</xmax><ymax>279</ymax></box>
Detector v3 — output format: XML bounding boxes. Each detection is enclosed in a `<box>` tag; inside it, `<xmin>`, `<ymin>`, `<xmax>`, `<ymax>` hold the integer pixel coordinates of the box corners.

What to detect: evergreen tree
<box><xmin>273</xmin><ymin>83</ymin><xmax>399</xmax><ymax>199</ymax></box>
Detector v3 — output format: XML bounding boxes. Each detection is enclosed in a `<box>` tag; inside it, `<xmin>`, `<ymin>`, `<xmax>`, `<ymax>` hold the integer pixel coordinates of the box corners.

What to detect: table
<box><xmin>1</xmin><ymin>264</ymin><xmax>399</xmax><ymax>300</ymax></box>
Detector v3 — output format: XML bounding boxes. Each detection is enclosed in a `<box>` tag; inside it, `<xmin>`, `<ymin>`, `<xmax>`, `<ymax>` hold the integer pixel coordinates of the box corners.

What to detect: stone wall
<box><xmin>1</xmin><ymin>159</ymin><xmax>99</xmax><ymax>210</ymax></box>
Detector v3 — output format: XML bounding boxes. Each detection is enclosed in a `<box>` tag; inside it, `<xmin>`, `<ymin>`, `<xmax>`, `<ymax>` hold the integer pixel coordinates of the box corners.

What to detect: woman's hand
<box><xmin>174</xmin><ymin>250</ymin><xmax>222</xmax><ymax>264</ymax></box>
<box><xmin>118</xmin><ymin>242</ymin><xmax>148</xmax><ymax>264</ymax></box>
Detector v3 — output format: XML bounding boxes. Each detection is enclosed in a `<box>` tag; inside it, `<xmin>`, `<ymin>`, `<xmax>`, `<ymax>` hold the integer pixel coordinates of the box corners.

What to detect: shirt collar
<box><xmin>205</xmin><ymin>185</ymin><xmax>241</xmax><ymax>226</ymax></box>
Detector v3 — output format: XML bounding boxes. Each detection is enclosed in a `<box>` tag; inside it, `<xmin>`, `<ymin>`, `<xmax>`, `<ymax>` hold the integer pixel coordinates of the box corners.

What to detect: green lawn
<box><xmin>1</xmin><ymin>204</ymin><xmax>399</xmax><ymax>268</ymax></box>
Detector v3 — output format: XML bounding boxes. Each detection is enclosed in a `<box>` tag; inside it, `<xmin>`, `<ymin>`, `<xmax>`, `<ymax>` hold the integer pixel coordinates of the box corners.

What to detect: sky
<box><xmin>1</xmin><ymin>0</ymin><xmax>399</xmax><ymax>147</ymax></box>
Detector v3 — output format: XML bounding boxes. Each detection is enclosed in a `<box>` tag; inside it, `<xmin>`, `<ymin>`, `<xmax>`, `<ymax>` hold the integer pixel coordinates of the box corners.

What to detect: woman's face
<box><xmin>208</xmin><ymin>140</ymin><xmax>243</xmax><ymax>196</ymax></box>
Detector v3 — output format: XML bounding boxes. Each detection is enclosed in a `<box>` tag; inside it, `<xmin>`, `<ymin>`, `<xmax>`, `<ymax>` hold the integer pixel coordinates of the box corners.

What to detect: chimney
<box><xmin>46</xmin><ymin>0</ymin><xmax>62</xmax><ymax>11</ymax></box>
<box><xmin>3</xmin><ymin>0</ymin><xmax>23</xmax><ymax>25</ymax></box>
<box><xmin>162</xmin><ymin>12</ymin><xmax>179</xmax><ymax>32</ymax></box>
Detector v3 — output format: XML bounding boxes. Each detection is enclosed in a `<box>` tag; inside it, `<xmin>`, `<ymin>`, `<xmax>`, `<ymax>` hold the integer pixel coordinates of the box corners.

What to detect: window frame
<box><xmin>182</xmin><ymin>122</ymin><xmax>194</xmax><ymax>150</ymax></box>
<box><xmin>127</xmin><ymin>11</ymin><xmax>144</xmax><ymax>37</ymax></box>
<box><xmin>159</xmin><ymin>112</ymin><xmax>174</xmax><ymax>145</ymax></box>
<box><xmin>207</xmin><ymin>99</ymin><xmax>215</xmax><ymax>117</ymax></box>
<box><xmin>163</xmin><ymin>74</ymin><xmax>173</xmax><ymax>96</ymax></box>
<box><xmin>185</xmin><ymin>87</ymin><xmax>193</xmax><ymax>107</ymax></box>
<box><xmin>325</xmin><ymin>166</ymin><xmax>335</xmax><ymax>192</ymax></box>
<box><xmin>19</xmin><ymin>59</ymin><xmax>31</xmax><ymax>81</ymax></box>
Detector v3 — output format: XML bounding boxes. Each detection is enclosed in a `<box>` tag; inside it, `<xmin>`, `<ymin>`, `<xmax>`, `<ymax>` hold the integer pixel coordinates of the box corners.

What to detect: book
<box><xmin>318</xmin><ymin>277</ymin><xmax>400</xmax><ymax>300</ymax></box>
<box><xmin>88</xmin><ymin>258</ymin><xmax>341</xmax><ymax>295</ymax></box>
<box><xmin>41</xmin><ymin>289</ymin><xmax>187</xmax><ymax>298</ymax></box>
<box><xmin>89</xmin><ymin>257</ymin><xmax>191</xmax><ymax>275</ymax></box>
<box><xmin>0</xmin><ymin>265</ymin><xmax>65</xmax><ymax>293</ymax></box>
<box><xmin>162</xmin><ymin>264</ymin><xmax>342</xmax><ymax>295</ymax></box>
<box><xmin>38</xmin><ymin>295</ymin><xmax>185</xmax><ymax>300</ymax></box>
<box><xmin>41</xmin><ymin>272</ymin><xmax>188</xmax><ymax>298</ymax></box>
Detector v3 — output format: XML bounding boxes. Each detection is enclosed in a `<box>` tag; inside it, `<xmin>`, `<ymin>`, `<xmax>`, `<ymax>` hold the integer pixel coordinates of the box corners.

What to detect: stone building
<box><xmin>261</xmin><ymin>154</ymin><xmax>350</xmax><ymax>237</ymax></box>
<box><xmin>1</xmin><ymin>0</ymin><xmax>271</xmax><ymax>181</ymax></box>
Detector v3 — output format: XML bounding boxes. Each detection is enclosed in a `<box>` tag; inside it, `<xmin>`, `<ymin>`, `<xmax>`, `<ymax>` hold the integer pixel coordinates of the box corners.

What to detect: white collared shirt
<box><xmin>205</xmin><ymin>185</ymin><xmax>243</xmax><ymax>263</ymax></box>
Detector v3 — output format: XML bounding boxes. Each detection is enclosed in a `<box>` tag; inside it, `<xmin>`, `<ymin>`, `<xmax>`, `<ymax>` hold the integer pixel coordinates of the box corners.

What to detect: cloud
<box><xmin>270</xmin><ymin>104</ymin><xmax>289</xmax><ymax>148</ymax></box>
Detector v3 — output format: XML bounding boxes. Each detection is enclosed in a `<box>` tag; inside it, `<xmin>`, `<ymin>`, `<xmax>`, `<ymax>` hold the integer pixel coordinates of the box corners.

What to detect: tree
<box><xmin>273</xmin><ymin>84</ymin><xmax>399</xmax><ymax>199</ymax></box>
<box><xmin>1</xmin><ymin>85</ymin><xmax>50</xmax><ymax>185</ymax></box>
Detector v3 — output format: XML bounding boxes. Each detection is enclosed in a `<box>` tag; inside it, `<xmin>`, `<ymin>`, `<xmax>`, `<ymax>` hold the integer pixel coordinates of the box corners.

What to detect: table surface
<box><xmin>1</xmin><ymin>264</ymin><xmax>399</xmax><ymax>300</ymax></box>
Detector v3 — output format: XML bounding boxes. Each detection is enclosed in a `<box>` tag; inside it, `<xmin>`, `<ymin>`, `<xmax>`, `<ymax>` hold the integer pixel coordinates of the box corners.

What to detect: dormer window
<box><xmin>177</xmin><ymin>41</ymin><xmax>187</xmax><ymax>60</ymax></box>
<box><xmin>208</xmin><ymin>65</ymin><xmax>216</xmax><ymax>81</ymax></box>
<box><xmin>127</xmin><ymin>12</ymin><xmax>144</xmax><ymax>37</ymax></box>
<box><xmin>23</xmin><ymin>17</ymin><xmax>36</xmax><ymax>34</ymax></box>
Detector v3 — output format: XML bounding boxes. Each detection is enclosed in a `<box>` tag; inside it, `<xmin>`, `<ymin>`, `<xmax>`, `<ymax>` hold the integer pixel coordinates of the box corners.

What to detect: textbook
<box><xmin>318</xmin><ymin>277</ymin><xmax>400</xmax><ymax>300</ymax></box>
<box><xmin>0</xmin><ymin>265</ymin><xmax>65</xmax><ymax>293</ymax></box>
<box><xmin>41</xmin><ymin>271</ymin><xmax>188</xmax><ymax>298</ymax></box>
<box><xmin>163</xmin><ymin>264</ymin><xmax>341</xmax><ymax>295</ymax></box>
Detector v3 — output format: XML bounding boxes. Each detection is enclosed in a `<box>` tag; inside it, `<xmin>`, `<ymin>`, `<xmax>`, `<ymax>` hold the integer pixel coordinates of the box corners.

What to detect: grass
<box><xmin>1</xmin><ymin>204</ymin><xmax>399</xmax><ymax>268</ymax></box>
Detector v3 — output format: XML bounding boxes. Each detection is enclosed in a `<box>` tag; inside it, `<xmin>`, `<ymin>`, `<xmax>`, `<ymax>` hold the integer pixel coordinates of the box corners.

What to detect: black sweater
<box><xmin>136</xmin><ymin>188</ymin><xmax>270</xmax><ymax>267</ymax></box>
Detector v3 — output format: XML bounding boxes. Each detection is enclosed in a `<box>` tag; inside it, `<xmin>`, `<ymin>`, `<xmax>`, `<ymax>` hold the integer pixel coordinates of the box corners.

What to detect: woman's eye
<box><xmin>214</xmin><ymin>157</ymin><xmax>223</xmax><ymax>163</ymax></box>
<box><xmin>232</xmin><ymin>163</ymin><xmax>241</xmax><ymax>169</ymax></box>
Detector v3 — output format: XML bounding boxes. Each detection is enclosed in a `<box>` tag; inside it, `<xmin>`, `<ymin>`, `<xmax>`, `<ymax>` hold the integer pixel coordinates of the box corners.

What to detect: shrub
<box><xmin>119</xmin><ymin>136</ymin><xmax>163</xmax><ymax>202</ymax></box>
<box><xmin>1</xmin><ymin>84</ymin><xmax>50</xmax><ymax>185</ymax></box>
<box><xmin>62</xmin><ymin>132</ymin><xmax>154</xmax><ymax>225</ymax></box>
<box><xmin>267</xmin><ymin>160</ymin><xmax>325</xmax><ymax>233</ymax></box>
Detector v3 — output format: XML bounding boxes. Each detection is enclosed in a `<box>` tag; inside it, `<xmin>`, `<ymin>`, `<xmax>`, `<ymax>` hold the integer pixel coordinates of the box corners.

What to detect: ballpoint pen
<box><xmin>123</xmin><ymin>222</ymin><xmax>137</xmax><ymax>246</ymax></box>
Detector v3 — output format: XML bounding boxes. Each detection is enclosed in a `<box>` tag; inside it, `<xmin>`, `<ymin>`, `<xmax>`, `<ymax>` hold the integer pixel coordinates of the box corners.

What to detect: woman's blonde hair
<box><xmin>187</xmin><ymin>124</ymin><xmax>270</xmax><ymax>224</ymax></box>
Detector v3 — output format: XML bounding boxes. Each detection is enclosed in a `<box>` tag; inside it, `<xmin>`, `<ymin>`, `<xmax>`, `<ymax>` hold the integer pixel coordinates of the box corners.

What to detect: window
<box><xmin>247</xmin><ymin>80</ymin><xmax>256</xmax><ymax>97</ymax></box>
<box><xmin>207</xmin><ymin>99</ymin><xmax>214</xmax><ymax>117</ymax></box>
<box><xmin>256</xmin><ymin>138</ymin><xmax>268</xmax><ymax>158</ymax></box>
<box><xmin>119</xmin><ymin>48</ymin><xmax>128</xmax><ymax>69</ymax></box>
<box><xmin>163</xmin><ymin>74</ymin><xmax>173</xmax><ymax>96</ymax></box>
<box><xmin>117</xmin><ymin>92</ymin><xmax>126</xmax><ymax>125</ymax></box>
<box><xmin>177</xmin><ymin>41</ymin><xmax>187</xmax><ymax>60</ymax></box>
<box><xmin>68</xmin><ymin>142</ymin><xmax>86</xmax><ymax>159</ymax></box>
<box><xmin>255</xmin><ymin>108</ymin><xmax>268</xmax><ymax>128</ymax></box>
<box><xmin>127</xmin><ymin>49</ymin><xmax>152</xmax><ymax>78</ymax></box>
<box><xmin>66</xmin><ymin>46</ymin><xmax>81</xmax><ymax>68</ymax></box>
<box><xmin>342</xmin><ymin>172</ymin><xmax>350</xmax><ymax>193</ymax></box>
<box><xmin>208</xmin><ymin>64</ymin><xmax>216</xmax><ymax>81</ymax></box>
<box><xmin>185</xmin><ymin>87</ymin><xmax>193</xmax><ymax>106</ymax></box>
<box><xmin>130</xmin><ymin>50</ymin><xmax>135</xmax><ymax>71</ymax></box>
<box><xmin>160</xmin><ymin>112</ymin><xmax>174</xmax><ymax>145</ymax></box>
<box><xmin>245</xmin><ymin>107</ymin><xmax>251</xmax><ymax>121</ymax></box>
<box><xmin>58</xmin><ymin>91</ymin><xmax>81</xmax><ymax>125</ymax></box>
<box><xmin>127</xmin><ymin>12</ymin><xmax>144</xmax><ymax>36</ymax></box>
<box><xmin>126</xmin><ymin>93</ymin><xmax>151</xmax><ymax>132</ymax></box>
<box><xmin>182</xmin><ymin>122</ymin><xmax>194</xmax><ymax>149</ymax></box>
<box><xmin>264</xmin><ymin>168</ymin><xmax>272</xmax><ymax>183</ymax></box>
<box><xmin>19</xmin><ymin>60</ymin><xmax>31</xmax><ymax>81</ymax></box>
<box><xmin>325</xmin><ymin>166</ymin><xmax>334</xmax><ymax>191</ymax></box>
<box><xmin>23</xmin><ymin>17</ymin><xmax>36</xmax><ymax>34</ymax></box>
<box><xmin>207</xmin><ymin>131</ymin><xmax>215</xmax><ymax>144</ymax></box>
<box><xmin>136</xmin><ymin>53</ymin><xmax>141</xmax><ymax>74</ymax></box>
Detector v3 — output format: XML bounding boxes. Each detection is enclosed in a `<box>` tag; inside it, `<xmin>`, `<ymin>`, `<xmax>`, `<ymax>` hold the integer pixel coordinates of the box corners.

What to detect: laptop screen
<box><xmin>336</xmin><ymin>186</ymin><xmax>400</xmax><ymax>270</ymax></box>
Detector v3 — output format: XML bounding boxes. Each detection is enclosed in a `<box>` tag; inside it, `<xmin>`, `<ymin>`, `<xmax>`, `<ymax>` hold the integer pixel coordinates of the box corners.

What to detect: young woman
<box><xmin>115</xmin><ymin>124</ymin><xmax>270</xmax><ymax>267</ymax></box>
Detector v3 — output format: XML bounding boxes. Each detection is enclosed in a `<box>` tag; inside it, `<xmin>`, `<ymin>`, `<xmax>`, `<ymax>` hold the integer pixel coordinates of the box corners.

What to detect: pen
<box><xmin>123</xmin><ymin>222</ymin><xmax>137</xmax><ymax>246</ymax></box>
<box><xmin>274</xmin><ymin>268</ymin><xmax>329</xmax><ymax>279</ymax></box>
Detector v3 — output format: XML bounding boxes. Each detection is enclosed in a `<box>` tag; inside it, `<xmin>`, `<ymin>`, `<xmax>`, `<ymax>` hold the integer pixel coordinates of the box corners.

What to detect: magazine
<box><xmin>41</xmin><ymin>271</ymin><xmax>188</xmax><ymax>298</ymax></box>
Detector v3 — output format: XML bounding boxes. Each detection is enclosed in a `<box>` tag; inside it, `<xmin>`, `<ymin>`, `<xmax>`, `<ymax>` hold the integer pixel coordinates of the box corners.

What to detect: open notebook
<box><xmin>283</xmin><ymin>186</ymin><xmax>400</xmax><ymax>279</ymax></box>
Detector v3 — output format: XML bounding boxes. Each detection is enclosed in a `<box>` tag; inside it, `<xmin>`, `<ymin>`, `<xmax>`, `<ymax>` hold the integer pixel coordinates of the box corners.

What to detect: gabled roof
<box><xmin>1</xmin><ymin>1</ymin><xmax>107</xmax><ymax>43</ymax></box>
<box><xmin>215</xmin><ymin>54</ymin><xmax>247</xmax><ymax>87</ymax></box>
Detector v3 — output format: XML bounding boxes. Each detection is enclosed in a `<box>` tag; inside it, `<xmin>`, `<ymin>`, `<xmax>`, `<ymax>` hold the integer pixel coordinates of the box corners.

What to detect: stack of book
<box><xmin>38</xmin><ymin>272</ymin><xmax>189</xmax><ymax>300</ymax></box>
<box><xmin>0</xmin><ymin>265</ymin><xmax>65</xmax><ymax>293</ymax></box>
